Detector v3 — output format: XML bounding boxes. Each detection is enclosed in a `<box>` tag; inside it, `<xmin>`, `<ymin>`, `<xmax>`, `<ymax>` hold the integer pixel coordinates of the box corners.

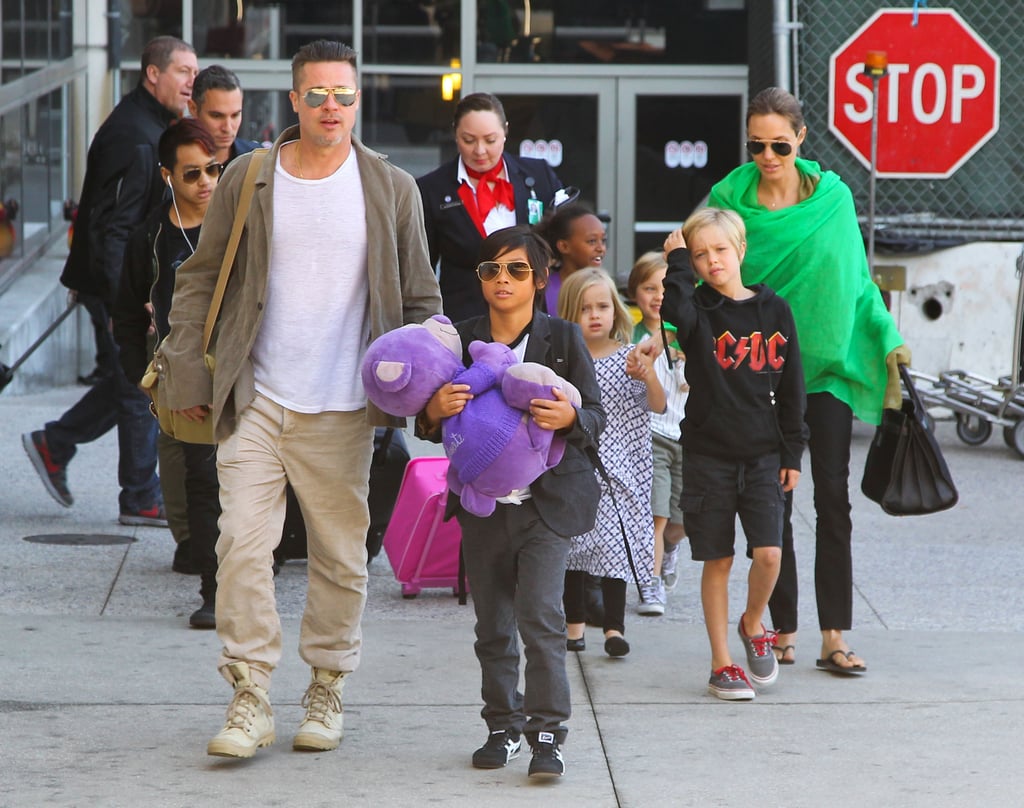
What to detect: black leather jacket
<box><xmin>60</xmin><ymin>85</ymin><xmax>177</xmax><ymax>306</ymax></box>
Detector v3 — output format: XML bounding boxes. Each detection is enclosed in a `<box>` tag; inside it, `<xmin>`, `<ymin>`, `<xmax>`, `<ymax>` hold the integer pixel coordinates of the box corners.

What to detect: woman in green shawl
<box><xmin>708</xmin><ymin>87</ymin><xmax>908</xmax><ymax>674</ymax></box>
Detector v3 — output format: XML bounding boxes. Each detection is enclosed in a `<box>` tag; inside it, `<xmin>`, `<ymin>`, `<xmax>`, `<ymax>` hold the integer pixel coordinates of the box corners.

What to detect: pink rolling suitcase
<box><xmin>382</xmin><ymin>456</ymin><xmax>464</xmax><ymax>598</ymax></box>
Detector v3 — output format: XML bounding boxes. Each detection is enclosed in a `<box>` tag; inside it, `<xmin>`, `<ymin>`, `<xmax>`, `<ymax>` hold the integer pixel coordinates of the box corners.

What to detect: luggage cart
<box><xmin>905</xmin><ymin>246</ymin><xmax>1024</xmax><ymax>459</ymax></box>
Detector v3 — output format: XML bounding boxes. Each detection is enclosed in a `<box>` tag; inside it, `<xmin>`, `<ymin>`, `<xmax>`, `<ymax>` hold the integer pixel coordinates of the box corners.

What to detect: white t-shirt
<box><xmin>251</xmin><ymin>145</ymin><xmax>369</xmax><ymax>413</ymax></box>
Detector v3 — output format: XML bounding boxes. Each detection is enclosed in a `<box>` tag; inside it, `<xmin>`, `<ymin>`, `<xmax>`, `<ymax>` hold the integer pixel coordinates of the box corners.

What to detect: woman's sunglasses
<box><xmin>745</xmin><ymin>140</ymin><xmax>794</xmax><ymax>157</ymax></box>
<box><xmin>303</xmin><ymin>87</ymin><xmax>358</xmax><ymax>108</ymax></box>
<box><xmin>476</xmin><ymin>261</ymin><xmax>535</xmax><ymax>282</ymax></box>
<box><xmin>181</xmin><ymin>162</ymin><xmax>224</xmax><ymax>184</ymax></box>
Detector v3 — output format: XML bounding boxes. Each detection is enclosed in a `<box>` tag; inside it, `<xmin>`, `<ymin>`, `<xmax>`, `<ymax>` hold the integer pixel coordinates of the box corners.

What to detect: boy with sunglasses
<box><xmin>159</xmin><ymin>40</ymin><xmax>441</xmax><ymax>760</ymax></box>
<box><xmin>418</xmin><ymin>225</ymin><xmax>605</xmax><ymax>779</ymax></box>
<box><xmin>112</xmin><ymin>119</ymin><xmax>224</xmax><ymax>629</ymax></box>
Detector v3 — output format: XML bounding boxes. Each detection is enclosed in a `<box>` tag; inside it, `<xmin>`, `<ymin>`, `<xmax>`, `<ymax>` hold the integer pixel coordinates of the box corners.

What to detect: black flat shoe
<box><xmin>566</xmin><ymin>637</ymin><xmax>586</xmax><ymax>652</ymax></box>
<box><xmin>604</xmin><ymin>636</ymin><xmax>630</xmax><ymax>657</ymax></box>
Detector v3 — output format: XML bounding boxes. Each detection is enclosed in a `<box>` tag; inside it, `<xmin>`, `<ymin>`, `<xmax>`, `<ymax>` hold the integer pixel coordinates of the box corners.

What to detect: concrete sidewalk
<box><xmin>2</xmin><ymin>385</ymin><xmax>1023</xmax><ymax>807</ymax></box>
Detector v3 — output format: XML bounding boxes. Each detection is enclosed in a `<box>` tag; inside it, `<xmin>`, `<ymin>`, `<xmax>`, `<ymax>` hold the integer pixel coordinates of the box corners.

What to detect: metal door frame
<box><xmin>616</xmin><ymin>74</ymin><xmax>747</xmax><ymax>282</ymax></box>
<box><xmin>481</xmin><ymin>76</ymin><xmax>617</xmax><ymax>231</ymax></box>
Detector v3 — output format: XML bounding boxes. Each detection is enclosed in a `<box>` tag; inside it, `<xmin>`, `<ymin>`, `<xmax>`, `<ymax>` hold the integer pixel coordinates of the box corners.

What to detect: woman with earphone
<box><xmin>112</xmin><ymin>119</ymin><xmax>225</xmax><ymax>630</ymax></box>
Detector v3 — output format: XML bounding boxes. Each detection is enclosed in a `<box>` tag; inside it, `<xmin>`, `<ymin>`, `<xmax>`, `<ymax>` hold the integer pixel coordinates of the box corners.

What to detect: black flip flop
<box><xmin>815</xmin><ymin>649</ymin><xmax>866</xmax><ymax>675</ymax></box>
<box><xmin>773</xmin><ymin>644</ymin><xmax>796</xmax><ymax>665</ymax></box>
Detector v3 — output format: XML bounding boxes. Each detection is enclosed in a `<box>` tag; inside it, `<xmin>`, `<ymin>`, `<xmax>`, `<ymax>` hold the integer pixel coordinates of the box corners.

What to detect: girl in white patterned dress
<box><xmin>558</xmin><ymin>268</ymin><xmax>666</xmax><ymax>657</ymax></box>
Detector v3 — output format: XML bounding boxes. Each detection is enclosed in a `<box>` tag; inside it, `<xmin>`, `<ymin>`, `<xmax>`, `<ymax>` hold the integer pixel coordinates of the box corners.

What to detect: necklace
<box><xmin>295</xmin><ymin>142</ymin><xmax>304</xmax><ymax>179</ymax></box>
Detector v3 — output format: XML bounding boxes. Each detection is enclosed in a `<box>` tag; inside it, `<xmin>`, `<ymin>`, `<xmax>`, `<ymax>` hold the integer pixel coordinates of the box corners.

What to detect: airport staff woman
<box><xmin>417</xmin><ymin>92</ymin><xmax>562</xmax><ymax>323</ymax></box>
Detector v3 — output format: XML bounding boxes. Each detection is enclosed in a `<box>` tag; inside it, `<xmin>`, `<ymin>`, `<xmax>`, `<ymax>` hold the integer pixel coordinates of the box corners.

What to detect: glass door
<box><xmin>616</xmin><ymin>77</ymin><xmax>747</xmax><ymax>286</ymax></box>
<box><xmin>481</xmin><ymin>76</ymin><xmax>615</xmax><ymax>222</ymax></box>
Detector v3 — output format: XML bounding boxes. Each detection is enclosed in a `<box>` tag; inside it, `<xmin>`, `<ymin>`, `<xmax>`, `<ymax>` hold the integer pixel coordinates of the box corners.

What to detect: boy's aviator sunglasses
<box><xmin>745</xmin><ymin>140</ymin><xmax>794</xmax><ymax>157</ymax></box>
<box><xmin>181</xmin><ymin>162</ymin><xmax>223</xmax><ymax>183</ymax></box>
<box><xmin>302</xmin><ymin>86</ymin><xmax>358</xmax><ymax>107</ymax></box>
<box><xmin>476</xmin><ymin>261</ymin><xmax>534</xmax><ymax>282</ymax></box>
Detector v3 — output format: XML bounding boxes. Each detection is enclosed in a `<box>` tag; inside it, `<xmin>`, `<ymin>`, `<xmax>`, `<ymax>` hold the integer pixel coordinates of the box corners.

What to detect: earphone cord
<box><xmin>167</xmin><ymin>182</ymin><xmax>196</xmax><ymax>255</ymax></box>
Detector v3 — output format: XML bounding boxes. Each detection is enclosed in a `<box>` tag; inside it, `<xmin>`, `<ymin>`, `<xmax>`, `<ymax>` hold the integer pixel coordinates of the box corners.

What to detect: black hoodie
<box><xmin>661</xmin><ymin>247</ymin><xmax>807</xmax><ymax>470</ymax></box>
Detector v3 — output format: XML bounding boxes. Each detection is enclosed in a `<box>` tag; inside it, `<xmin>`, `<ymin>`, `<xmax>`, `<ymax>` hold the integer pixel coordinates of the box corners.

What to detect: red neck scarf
<box><xmin>458</xmin><ymin>161</ymin><xmax>515</xmax><ymax>237</ymax></box>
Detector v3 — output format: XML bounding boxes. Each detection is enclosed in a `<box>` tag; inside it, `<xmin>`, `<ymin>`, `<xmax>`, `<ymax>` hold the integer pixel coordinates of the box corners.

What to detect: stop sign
<box><xmin>828</xmin><ymin>9</ymin><xmax>1000</xmax><ymax>179</ymax></box>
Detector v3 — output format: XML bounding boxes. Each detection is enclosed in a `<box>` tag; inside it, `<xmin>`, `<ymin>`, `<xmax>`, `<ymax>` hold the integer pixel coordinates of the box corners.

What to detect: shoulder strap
<box><xmin>548</xmin><ymin>315</ymin><xmax>644</xmax><ymax>597</ymax></box>
<box><xmin>201</xmin><ymin>149</ymin><xmax>268</xmax><ymax>353</ymax></box>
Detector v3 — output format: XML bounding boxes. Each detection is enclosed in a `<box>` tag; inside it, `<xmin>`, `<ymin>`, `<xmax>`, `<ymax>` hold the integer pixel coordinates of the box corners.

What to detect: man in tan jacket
<box><xmin>160</xmin><ymin>40</ymin><xmax>441</xmax><ymax>760</ymax></box>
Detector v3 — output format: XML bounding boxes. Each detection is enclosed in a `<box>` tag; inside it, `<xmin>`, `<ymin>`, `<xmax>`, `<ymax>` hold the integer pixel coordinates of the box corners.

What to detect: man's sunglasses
<box><xmin>745</xmin><ymin>140</ymin><xmax>794</xmax><ymax>157</ymax></box>
<box><xmin>302</xmin><ymin>87</ymin><xmax>358</xmax><ymax>108</ymax></box>
<box><xmin>181</xmin><ymin>162</ymin><xmax>224</xmax><ymax>184</ymax></box>
<box><xmin>476</xmin><ymin>261</ymin><xmax>535</xmax><ymax>282</ymax></box>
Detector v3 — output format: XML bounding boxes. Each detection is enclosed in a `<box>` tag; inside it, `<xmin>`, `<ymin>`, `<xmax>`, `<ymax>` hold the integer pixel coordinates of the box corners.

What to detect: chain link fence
<box><xmin>795</xmin><ymin>0</ymin><xmax>1024</xmax><ymax>249</ymax></box>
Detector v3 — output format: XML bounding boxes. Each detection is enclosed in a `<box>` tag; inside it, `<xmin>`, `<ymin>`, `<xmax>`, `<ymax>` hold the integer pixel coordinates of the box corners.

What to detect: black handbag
<box><xmin>861</xmin><ymin>365</ymin><xmax>958</xmax><ymax>516</ymax></box>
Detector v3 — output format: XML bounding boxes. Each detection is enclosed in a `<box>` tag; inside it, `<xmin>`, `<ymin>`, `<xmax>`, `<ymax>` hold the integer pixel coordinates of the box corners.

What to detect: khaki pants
<box><xmin>214</xmin><ymin>394</ymin><xmax>374</xmax><ymax>691</ymax></box>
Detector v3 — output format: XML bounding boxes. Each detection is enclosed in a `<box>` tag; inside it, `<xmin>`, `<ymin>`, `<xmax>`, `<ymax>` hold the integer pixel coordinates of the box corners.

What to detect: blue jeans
<box><xmin>44</xmin><ymin>320</ymin><xmax>160</xmax><ymax>512</ymax></box>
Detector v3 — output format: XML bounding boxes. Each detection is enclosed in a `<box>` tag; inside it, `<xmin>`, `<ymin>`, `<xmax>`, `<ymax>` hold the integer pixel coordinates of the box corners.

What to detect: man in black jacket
<box><xmin>22</xmin><ymin>36</ymin><xmax>197</xmax><ymax>524</ymax></box>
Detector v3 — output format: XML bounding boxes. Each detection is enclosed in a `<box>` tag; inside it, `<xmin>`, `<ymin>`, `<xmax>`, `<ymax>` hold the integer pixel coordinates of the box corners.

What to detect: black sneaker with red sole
<box><xmin>22</xmin><ymin>430</ymin><xmax>73</xmax><ymax>507</ymax></box>
<box><xmin>119</xmin><ymin>503</ymin><xmax>168</xmax><ymax>527</ymax></box>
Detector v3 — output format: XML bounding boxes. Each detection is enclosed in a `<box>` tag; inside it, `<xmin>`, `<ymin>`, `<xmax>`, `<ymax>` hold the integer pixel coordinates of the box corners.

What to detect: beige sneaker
<box><xmin>293</xmin><ymin>668</ymin><xmax>345</xmax><ymax>751</ymax></box>
<box><xmin>207</xmin><ymin>662</ymin><xmax>275</xmax><ymax>758</ymax></box>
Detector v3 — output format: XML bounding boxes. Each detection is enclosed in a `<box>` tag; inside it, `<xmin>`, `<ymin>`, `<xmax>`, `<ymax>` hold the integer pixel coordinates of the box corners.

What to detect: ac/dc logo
<box><xmin>714</xmin><ymin>331</ymin><xmax>788</xmax><ymax>371</ymax></box>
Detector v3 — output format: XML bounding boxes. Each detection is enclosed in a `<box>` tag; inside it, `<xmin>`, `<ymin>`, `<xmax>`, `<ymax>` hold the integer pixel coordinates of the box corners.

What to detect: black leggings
<box><xmin>564</xmin><ymin>571</ymin><xmax>626</xmax><ymax>635</ymax></box>
<box><xmin>768</xmin><ymin>391</ymin><xmax>853</xmax><ymax>634</ymax></box>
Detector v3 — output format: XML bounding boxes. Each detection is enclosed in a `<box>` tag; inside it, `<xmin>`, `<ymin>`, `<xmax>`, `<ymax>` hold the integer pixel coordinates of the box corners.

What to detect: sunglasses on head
<box><xmin>181</xmin><ymin>162</ymin><xmax>224</xmax><ymax>183</ymax></box>
<box><xmin>476</xmin><ymin>261</ymin><xmax>534</xmax><ymax>282</ymax></box>
<box><xmin>745</xmin><ymin>140</ymin><xmax>794</xmax><ymax>157</ymax></box>
<box><xmin>302</xmin><ymin>87</ymin><xmax>358</xmax><ymax>108</ymax></box>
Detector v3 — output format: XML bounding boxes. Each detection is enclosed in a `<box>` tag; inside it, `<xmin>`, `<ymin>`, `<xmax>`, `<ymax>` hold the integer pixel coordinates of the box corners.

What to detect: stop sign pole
<box><xmin>864</xmin><ymin>50</ymin><xmax>888</xmax><ymax>275</ymax></box>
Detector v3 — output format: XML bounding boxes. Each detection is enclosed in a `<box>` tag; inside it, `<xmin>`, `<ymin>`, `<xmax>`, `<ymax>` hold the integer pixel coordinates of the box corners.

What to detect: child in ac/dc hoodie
<box><xmin>660</xmin><ymin>207</ymin><xmax>807</xmax><ymax>702</ymax></box>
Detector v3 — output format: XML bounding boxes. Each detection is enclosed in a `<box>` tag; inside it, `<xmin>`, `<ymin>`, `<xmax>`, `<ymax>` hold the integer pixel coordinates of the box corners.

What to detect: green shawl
<box><xmin>708</xmin><ymin>158</ymin><xmax>903</xmax><ymax>425</ymax></box>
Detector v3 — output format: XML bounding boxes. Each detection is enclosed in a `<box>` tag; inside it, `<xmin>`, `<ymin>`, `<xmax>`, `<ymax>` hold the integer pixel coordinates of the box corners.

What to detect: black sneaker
<box><xmin>528</xmin><ymin>732</ymin><xmax>564</xmax><ymax>778</ymax></box>
<box><xmin>472</xmin><ymin>729</ymin><xmax>521</xmax><ymax>769</ymax></box>
<box><xmin>22</xmin><ymin>431</ymin><xmax>73</xmax><ymax>507</ymax></box>
<box><xmin>189</xmin><ymin>598</ymin><xmax>216</xmax><ymax>629</ymax></box>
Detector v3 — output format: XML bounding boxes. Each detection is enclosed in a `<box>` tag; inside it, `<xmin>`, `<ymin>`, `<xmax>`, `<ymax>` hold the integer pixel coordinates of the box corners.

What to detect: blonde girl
<box><xmin>557</xmin><ymin>268</ymin><xmax>665</xmax><ymax>657</ymax></box>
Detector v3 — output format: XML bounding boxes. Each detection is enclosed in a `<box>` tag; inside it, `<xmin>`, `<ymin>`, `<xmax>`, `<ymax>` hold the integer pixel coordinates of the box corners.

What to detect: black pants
<box><xmin>459</xmin><ymin>500</ymin><xmax>571</xmax><ymax>744</ymax></box>
<box><xmin>181</xmin><ymin>441</ymin><xmax>221</xmax><ymax>598</ymax></box>
<box><xmin>769</xmin><ymin>392</ymin><xmax>853</xmax><ymax>634</ymax></box>
<box><xmin>564</xmin><ymin>571</ymin><xmax>626</xmax><ymax>635</ymax></box>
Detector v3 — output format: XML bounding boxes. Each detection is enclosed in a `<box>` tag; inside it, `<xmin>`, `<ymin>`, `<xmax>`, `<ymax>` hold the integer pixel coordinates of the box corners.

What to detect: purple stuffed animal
<box><xmin>361</xmin><ymin>315</ymin><xmax>581</xmax><ymax>516</ymax></box>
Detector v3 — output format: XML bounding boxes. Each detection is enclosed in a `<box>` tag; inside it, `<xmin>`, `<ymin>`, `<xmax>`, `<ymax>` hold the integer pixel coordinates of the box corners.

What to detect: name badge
<box><xmin>440</xmin><ymin>199</ymin><xmax>463</xmax><ymax>210</ymax></box>
<box><xmin>527</xmin><ymin>197</ymin><xmax>544</xmax><ymax>224</ymax></box>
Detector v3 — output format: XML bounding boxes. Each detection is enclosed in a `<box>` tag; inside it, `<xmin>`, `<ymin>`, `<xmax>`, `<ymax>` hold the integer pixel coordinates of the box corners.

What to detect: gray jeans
<box><xmin>458</xmin><ymin>498</ymin><xmax>571</xmax><ymax>744</ymax></box>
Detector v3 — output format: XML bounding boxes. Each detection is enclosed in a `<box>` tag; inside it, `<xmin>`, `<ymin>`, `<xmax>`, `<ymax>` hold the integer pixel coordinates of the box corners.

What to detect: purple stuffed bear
<box><xmin>361</xmin><ymin>315</ymin><xmax>581</xmax><ymax>516</ymax></box>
